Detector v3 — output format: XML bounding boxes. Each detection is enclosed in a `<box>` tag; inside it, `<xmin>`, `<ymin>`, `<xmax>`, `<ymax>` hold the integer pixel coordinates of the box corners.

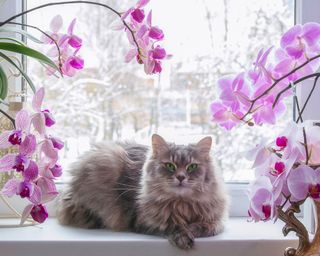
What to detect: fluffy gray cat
<box><xmin>57</xmin><ymin>134</ymin><xmax>228</xmax><ymax>249</ymax></box>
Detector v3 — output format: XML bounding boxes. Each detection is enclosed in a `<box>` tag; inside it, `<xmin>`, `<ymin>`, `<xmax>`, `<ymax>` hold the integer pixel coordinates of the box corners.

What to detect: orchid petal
<box><xmin>15</xmin><ymin>109</ymin><xmax>30</xmax><ymax>131</ymax></box>
<box><xmin>20</xmin><ymin>204</ymin><xmax>33</xmax><ymax>225</ymax></box>
<box><xmin>1</xmin><ymin>178</ymin><xmax>20</xmax><ymax>197</ymax></box>
<box><xmin>67</xmin><ymin>18</ymin><xmax>76</xmax><ymax>35</ymax></box>
<box><xmin>19</xmin><ymin>134</ymin><xmax>36</xmax><ymax>156</ymax></box>
<box><xmin>23</xmin><ymin>160</ymin><xmax>39</xmax><ymax>181</ymax></box>
<box><xmin>121</xmin><ymin>7</ymin><xmax>134</xmax><ymax>20</ymax></box>
<box><xmin>0</xmin><ymin>154</ymin><xmax>15</xmax><ymax>172</ymax></box>
<box><xmin>50</xmin><ymin>15</ymin><xmax>63</xmax><ymax>33</ymax></box>
<box><xmin>280</xmin><ymin>24</ymin><xmax>302</xmax><ymax>49</ymax></box>
<box><xmin>29</xmin><ymin>185</ymin><xmax>42</xmax><ymax>205</ymax></box>
<box><xmin>31</xmin><ymin>113</ymin><xmax>46</xmax><ymax>136</ymax></box>
<box><xmin>0</xmin><ymin>131</ymin><xmax>12</xmax><ymax>149</ymax></box>
<box><xmin>287</xmin><ymin>165</ymin><xmax>314</xmax><ymax>201</ymax></box>
<box><xmin>146</xmin><ymin>10</ymin><xmax>152</xmax><ymax>27</ymax></box>
<box><xmin>68</xmin><ymin>35</ymin><xmax>82</xmax><ymax>49</ymax></box>
<box><xmin>136</xmin><ymin>0</ymin><xmax>150</xmax><ymax>8</ymax></box>
<box><xmin>125</xmin><ymin>48</ymin><xmax>138</xmax><ymax>63</ymax></box>
<box><xmin>32</xmin><ymin>87</ymin><xmax>45</xmax><ymax>112</ymax></box>
<box><xmin>109</xmin><ymin>19</ymin><xmax>125</xmax><ymax>31</ymax></box>
<box><xmin>302</xmin><ymin>22</ymin><xmax>320</xmax><ymax>46</ymax></box>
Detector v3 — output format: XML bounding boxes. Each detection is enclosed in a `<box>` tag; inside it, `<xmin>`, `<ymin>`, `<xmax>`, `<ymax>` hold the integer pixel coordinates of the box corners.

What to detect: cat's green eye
<box><xmin>187</xmin><ymin>163</ymin><xmax>198</xmax><ymax>172</ymax></box>
<box><xmin>165</xmin><ymin>162</ymin><xmax>176</xmax><ymax>172</ymax></box>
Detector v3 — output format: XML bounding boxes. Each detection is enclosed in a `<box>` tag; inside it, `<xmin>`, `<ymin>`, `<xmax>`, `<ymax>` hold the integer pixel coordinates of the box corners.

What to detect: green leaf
<box><xmin>0</xmin><ymin>37</ymin><xmax>25</xmax><ymax>45</ymax></box>
<box><xmin>0</xmin><ymin>52</ymin><xmax>35</xmax><ymax>93</ymax></box>
<box><xmin>0</xmin><ymin>27</ymin><xmax>43</xmax><ymax>44</ymax></box>
<box><xmin>0</xmin><ymin>64</ymin><xmax>8</xmax><ymax>100</ymax></box>
<box><xmin>0</xmin><ymin>42</ymin><xmax>59</xmax><ymax>71</ymax></box>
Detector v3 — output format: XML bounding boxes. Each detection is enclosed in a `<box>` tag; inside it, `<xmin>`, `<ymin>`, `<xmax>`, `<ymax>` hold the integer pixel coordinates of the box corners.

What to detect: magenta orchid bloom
<box><xmin>43</xmin><ymin>15</ymin><xmax>84</xmax><ymax>77</ymax></box>
<box><xmin>0</xmin><ymin>86</ymin><xmax>63</xmax><ymax>224</ymax></box>
<box><xmin>122</xmin><ymin>1</ymin><xmax>167</xmax><ymax>75</ymax></box>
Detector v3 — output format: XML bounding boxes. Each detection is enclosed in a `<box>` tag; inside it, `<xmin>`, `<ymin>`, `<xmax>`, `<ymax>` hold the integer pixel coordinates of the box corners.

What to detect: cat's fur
<box><xmin>57</xmin><ymin>134</ymin><xmax>228</xmax><ymax>249</ymax></box>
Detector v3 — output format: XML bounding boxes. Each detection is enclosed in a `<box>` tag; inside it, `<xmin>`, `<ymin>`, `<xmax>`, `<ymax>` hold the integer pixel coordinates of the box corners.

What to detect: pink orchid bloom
<box><xmin>20</xmin><ymin>203</ymin><xmax>48</xmax><ymax>224</ymax></box>
<box><xmin>281</xmin><ymin>22</ymin><xmax>320</xmax><ymax>60</ymax></box>
<box><xmin>273</xmin><ymin>48</ymin><xmax>319</xmax><ymax>83</ymax></box>
<box><xmin>1</xmin><ymin>179</ymin><xmax>42</xmax><ymax>204</ymax></box>
<box><xmin>42</xmin><ymin>15</ymin><xmax>63</xmax><ymax>44</ymax></box>
<box><xmin>122</xmin><ymin>3</ymin><xmax>166</xmax><ymax>75</ymax></box>
<box><xmin>0</xmin><ymin>133</ymin><xmax>36</xmax><ymax>173</ymax></box>
<box><xmin>218</xmin><ymin>73</ymin><xmax>251</xmax><ymax>112</ymax></box>
<box><xmin>210</xmin><ymin>102</ymin><xmax>242</xmax><ymax>130</ymax></box>
<box><xmin>121</xmin><ymin>0</ymin><xmax>150</xmax><ymax>22</ymax></box>
<box><xmin>248</xmin><ymin>176</ymin><xmax>280</xmax><ymax>222</ymax></box>
<box><xmin>47</xmin><ymin>46</ymin><xmax>84</xmax><ymax>77</ymax></box>
<box><xmin>281</xmin><ymin>123</ymin><xmax>306</xmax><ymax>162</ymax></box>
<box><xmin>252</xmin><ymin>95</ymin><xmax>286</xmax><ymax>125</ymax></box>
<box><xmin>43</xmin><ymin>15</ymin><xmax>84</xmax><ymax>77</ymax></box>
<box><xmin>0</xmin><ymin>109</ymin><xmax>30</xmax><ymax>149</ymax></box>
<box><xmin>31</xmin><ymin>87</ymin><xmax>56</xmax><ymax>136</ymax></box>
<box><xmin>287</xmin><ymin>165</ymin><xmax>320</xmax><ymax>202</ymax></box>
<box><xmin>65</xmin><ymin>18</ymin><xmax>82</xmax><ymax>49</ymax></box>
<box><xmin>248</xmin><ymin>47</ymin><xmax>274</xmax><ymax>85</ymax></box>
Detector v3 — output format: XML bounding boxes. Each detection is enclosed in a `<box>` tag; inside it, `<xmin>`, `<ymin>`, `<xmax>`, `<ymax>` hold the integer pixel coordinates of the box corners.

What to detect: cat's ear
<box><xmin>152</xmin><ymin>134</ymin><xmax>168</xmax><ymax>156</ymax></box>
<box><xmin>196</xmin><ymin>136</ymin><xmax>212</xmax><ymax>156</ymax></box>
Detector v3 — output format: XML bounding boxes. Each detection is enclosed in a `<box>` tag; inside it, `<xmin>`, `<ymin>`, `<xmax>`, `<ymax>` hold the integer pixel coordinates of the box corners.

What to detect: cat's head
<box><xmin>142</xmin><ymin>134</ymin><xmax>215</xmax><ymax>198</ymax></box>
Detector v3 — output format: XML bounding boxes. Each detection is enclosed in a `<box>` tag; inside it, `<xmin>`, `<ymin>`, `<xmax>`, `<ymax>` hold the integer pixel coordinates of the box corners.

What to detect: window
<box><xmin>26</xmin><ymin>0</ymin><xmax>294</xmax><ymax>185</ymax></box>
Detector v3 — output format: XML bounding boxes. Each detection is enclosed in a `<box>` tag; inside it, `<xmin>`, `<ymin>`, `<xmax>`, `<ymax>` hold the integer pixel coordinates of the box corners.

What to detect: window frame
<box><xmin>0</xmin><ymin>0</ymin><xmax>317</xmax><ymax>226</ymax></box>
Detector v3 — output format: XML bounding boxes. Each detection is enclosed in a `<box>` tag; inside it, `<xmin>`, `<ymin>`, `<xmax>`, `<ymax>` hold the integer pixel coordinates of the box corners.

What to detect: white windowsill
<box><xmin>0</xmin><ymin>217</ymin><xmax>298</xmax><ymax>256</ymax></box>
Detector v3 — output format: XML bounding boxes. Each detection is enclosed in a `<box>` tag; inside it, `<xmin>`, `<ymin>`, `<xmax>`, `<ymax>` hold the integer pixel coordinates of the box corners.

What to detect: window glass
<box><xmin>27</xmin><ymin>0</ymin><xmax>294</xmax><ymax>182</ymax></box>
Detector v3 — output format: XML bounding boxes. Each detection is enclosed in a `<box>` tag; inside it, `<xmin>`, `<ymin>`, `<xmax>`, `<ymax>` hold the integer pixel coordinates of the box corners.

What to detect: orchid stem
<box><xmin>241</xmin><ymin>54</ymin><xmax>320</xmax><ymax>121</ymax></box>
<box><xmin>0</xmin><ymin>1</ymin><xmax>141</xmax><ymax>56</ymax></box>
<box><xmin>7</xmin><ymin>21</ymin><xmax>63</xmax><ymax>74</ymax></box>
<box><xmin>296</xmin><ymin>74</ymin><xmax>320</xmax><ymax>123</ymax></box>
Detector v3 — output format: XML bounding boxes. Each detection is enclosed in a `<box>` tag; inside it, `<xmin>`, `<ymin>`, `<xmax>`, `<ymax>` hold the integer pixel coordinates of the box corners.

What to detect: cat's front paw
<box><xmin>168</xmin><ymin>231</ymin><xmax>194</xmax><ymax>250</ymax></box>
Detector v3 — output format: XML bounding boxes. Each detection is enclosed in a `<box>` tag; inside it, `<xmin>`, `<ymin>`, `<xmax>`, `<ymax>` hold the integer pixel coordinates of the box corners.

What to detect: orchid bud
<box><xmin>276</xmin><ymin>136</ymin><xmax>288</xmax><ymax>148</ymax></box>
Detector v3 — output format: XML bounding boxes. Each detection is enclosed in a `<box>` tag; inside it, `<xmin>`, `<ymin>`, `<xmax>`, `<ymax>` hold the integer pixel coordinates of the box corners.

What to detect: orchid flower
<box><xmin>280</xmin><ymin>22</ymin><xmax>320</xmax><ymax>60</ymax></box>
<box><xmin>121</xmin><ymin>0</ymin><xmax>167</xmax><ymax>75</ymax></box>
<box><xmin>248</xmin><ymin>176</ymin><xmax>281</xmax><ymax>222</ymax></box>
<box><xmin>287</xmin><ymin>165</ymin><xmax>320</xmax><ymax>202</ymax></box>
<box><xmin>210</xmin><ymin>102</ymin><xmax>242</xmax><ymax>130</ymax></box>
<box><xmin>43</xmin><ymin>15</ymin><xmax>84</xmax><ymax>77</ymax></box>
<box><xmin>218</xmin><ymin>73</ymin><xmax>251</xmax><ymax>112</ymax></box>
<box><xmin>0</xmin><ymin>86</ymin><xmax>62</xmax><ymax>224</ymax></box>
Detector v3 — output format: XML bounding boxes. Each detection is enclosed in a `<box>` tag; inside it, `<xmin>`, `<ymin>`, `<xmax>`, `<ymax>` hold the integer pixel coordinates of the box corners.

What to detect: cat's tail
<box><xmin>56</xmin><ymin>190</ymin><xmax>103</xmax><ymax>228</ymax></box>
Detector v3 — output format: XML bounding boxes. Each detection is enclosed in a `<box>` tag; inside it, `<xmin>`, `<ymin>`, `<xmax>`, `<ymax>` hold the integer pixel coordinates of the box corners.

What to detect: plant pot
<box><xmin>298</xmin><ymin>200</ymin><xmax>320</xmax><ymax>256</ymax></box>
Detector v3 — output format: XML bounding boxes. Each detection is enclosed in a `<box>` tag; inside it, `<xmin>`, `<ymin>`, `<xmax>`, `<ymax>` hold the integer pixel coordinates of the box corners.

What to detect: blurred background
<box><xmin>26</xmin><ymin>0</ymin><xmax>294</xmax><ymax>182</ymax></box>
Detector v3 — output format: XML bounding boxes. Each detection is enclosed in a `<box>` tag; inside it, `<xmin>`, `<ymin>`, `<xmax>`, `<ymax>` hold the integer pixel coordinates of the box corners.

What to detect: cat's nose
<box><xmin>176</xmin><ymin>175</ymin><xmax>186</xmax><ymax>182</ymax></box>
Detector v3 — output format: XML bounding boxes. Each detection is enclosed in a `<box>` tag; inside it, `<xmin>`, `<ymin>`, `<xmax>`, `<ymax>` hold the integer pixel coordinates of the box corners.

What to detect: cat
<box><xmin>57</xmin><ymin>134</ymin><xmax>228</xmax><ymax>249</ymax></box>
